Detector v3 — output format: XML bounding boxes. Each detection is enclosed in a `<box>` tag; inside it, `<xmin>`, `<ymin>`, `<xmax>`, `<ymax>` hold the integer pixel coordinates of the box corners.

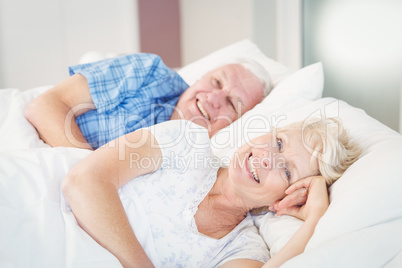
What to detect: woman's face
<box><xmin>228</xmin><ymin>128</ymin><xmax>319</xmax><ymax>209</ymax></box>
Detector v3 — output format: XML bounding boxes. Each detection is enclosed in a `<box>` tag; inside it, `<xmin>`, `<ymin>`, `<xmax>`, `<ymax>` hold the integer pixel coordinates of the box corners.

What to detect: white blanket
<box><xmin>0</xmin><ymin>87</ymin><xmax>123</xmax><ymax>267</ymax></box>
<box><xmin>251</xmin><ymin>98</ymin><xmax>402</xmax><ymax>268</ymax></box>
<box><xmin>1</xmin><ymin>84</ymin><xmax>402</xmax><ymax>267</ymax></box>
<box><xmin>0</xmin><ymin>39</ymin><xmax>297</xmax><ymax>267</ymax></box>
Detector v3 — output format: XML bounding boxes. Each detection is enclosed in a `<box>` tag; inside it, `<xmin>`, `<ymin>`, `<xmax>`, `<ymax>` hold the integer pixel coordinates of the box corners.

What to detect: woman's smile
<box><xmin>245</xmin><ymin>152</ymin><xmax>260</xmax><ymax>183</ymax></box>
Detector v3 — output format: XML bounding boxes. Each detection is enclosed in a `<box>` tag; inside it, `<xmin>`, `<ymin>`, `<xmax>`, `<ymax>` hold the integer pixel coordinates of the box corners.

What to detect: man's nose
<box><xmin>207</xmin><ymin>90</ymin><xmax>228</xmax><ymax>108</ymax></box>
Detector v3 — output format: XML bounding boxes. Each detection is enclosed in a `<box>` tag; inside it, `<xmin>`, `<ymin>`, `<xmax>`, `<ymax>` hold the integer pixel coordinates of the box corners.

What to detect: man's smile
<box><xmin>196</xmin><ymin>100</ymin><xmax>210</xmax><ymax>120</ymax></box>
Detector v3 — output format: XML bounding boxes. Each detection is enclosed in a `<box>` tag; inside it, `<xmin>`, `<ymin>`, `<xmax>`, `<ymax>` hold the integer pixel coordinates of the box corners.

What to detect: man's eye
<box><xmin>276</xmin><ymin>138</ymin><xmax>283</xmax><ymax>151</ymax></box>
<box><xmin>227</xmin><ymin>97</ymin><xmax>236</xmax><ymax>111</ymax></box>
<box><xmin>214</xmin><ymin>78</ymin><xmax>222</xmax><ymax>88</ymax></box>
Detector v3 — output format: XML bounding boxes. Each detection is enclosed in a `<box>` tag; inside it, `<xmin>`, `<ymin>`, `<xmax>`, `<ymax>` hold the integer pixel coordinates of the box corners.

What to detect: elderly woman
<box><xmin>62</xmin><ymin>117</ymin><xmax>360</xmax><ymax>267</ymax></box>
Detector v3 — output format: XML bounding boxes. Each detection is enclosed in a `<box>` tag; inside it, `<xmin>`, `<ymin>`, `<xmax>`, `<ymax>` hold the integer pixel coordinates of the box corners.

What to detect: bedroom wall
<box><xmin>0</xmin><ymin>0</ymin><xmax>277</xmax><ymax>91</ymax></box>
<box><xmin>180</xmin><ymin>0</ymin><xmax>253</xmax><ymax>65</ymax></box>
<box><xmin>0</xmin><ymin>0</ymin><xmax>139</xmax><ymax>90</ymax></box>
<box><xmin>303</xmin><ymin>0</ymin><xmax>402</xmax><ymax>132</ymax></box>
<box><xmin>138</xmin><ymin>0</ymin><xmax>182</xmax><ymax>68</ymax></box>
<box><xmin>180</xmin><ymin>0</ymin><xmax>278</xmax><ymax>65</ymax></box>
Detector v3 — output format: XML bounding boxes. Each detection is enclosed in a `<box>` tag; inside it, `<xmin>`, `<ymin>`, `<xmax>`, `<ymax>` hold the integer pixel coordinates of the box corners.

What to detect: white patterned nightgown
<box><xmin>119</xmin><ymin>120</ymin><xmax>269</xmax><ymax>267</ymax></box>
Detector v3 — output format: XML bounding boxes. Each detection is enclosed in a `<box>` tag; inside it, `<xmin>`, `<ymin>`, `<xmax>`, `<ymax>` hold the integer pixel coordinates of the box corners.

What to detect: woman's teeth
<box><xmin>196</xmin><ymin>101</ymin><xmax>210</xmax><ymax>120</ymax></box>
<box><xmin>248</xmin><ymin>155</ymin><xmax>260</xmax><ymax>183</ymax></box>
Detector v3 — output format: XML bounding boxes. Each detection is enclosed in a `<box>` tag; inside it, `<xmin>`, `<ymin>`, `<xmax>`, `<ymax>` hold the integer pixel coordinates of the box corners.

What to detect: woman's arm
<box><xmin>263</xmin><ymin>176</ymin><xmax>329</xmax><ymax>268</ymax></box>
<box><xmin>221</xmin><ymin>259</ymin><xmax>264</xmax><ymax>267</ymax></box>
<box><xmin>220</xmin><ymin>177</ymin><xmax>328</xmax><ymax>268</ymax></box>
<box><xmin>62</xmin><ymin>128</ymin><xmax>162</xmax><ymax>267</ymax></box>
<box><xmin>24</xmin><ymin>74</ymin><xmax>95</xmax><ymax>150</ymax></box>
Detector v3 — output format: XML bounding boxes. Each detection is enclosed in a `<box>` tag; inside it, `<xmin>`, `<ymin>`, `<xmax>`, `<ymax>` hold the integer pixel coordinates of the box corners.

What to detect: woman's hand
<box><xmin>269</xmin><ymin>187</ymin><xmax>308</xmax><ymax>213</ymax></box>
<box><xmin>262</xmin><ymin>176</ymin><xmax>329</xmax><ymax>268</ymax></box>
<box><xmin>274</xmin><ymin>176</ymin><xmax>329</xmax><ymax>222</ymax></box>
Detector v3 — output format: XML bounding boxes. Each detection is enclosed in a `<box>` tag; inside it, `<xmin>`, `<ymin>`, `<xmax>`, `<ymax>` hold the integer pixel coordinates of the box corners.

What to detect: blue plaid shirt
<box><xmin>69</xmin><ymin>53</ymin><xmax>189</xmax><ymax>149</ymax></box>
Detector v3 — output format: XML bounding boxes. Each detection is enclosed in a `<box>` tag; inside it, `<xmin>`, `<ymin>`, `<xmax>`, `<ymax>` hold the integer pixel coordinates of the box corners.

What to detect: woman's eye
<box><xmin>285</xmin><ymin>168</ymin><xmax>291</xmax><ymax>180</ymax></box>
<box><xmin>276</xmin><ymin>138</ymin><xmax>283</xmax><ymax>151</ymax></box>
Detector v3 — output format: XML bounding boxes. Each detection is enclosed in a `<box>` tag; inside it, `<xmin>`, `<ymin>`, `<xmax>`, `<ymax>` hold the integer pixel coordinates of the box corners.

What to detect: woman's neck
<box><xmin>195</xmin><ymin>167</ymin><xmax>250</xmax><ymax>238</ymax></box>
<box><xmin>209</xmin><ymin>168</ymin><xmax>247</xmax><ymax>212</ymax></box>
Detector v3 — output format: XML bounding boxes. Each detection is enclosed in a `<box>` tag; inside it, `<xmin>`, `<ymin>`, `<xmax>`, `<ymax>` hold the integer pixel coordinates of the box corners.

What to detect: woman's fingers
<box><xmin>273</xmin><ymin>176</ymin><xmax>329</xmax><ymax>221</ymax></box>
<box><xmin>284</xmin><ymin>176</ymin><xmax>315</xmax><ymax>195</ymax></box>
<box><xmin>275</xmin><ymin>205</ymin><xmax>301</xmax><ymax>217</ymax></box>
<box><xmin>303</xmin><ymin>177</ymin><xmax>329</xmax><ymax>216</ymax></box>
<box><xmin>271</xmin><ymin>176</ymin><xmax>315</xmax><ymax>211</ymax></box>
<box><xmin>269</xmin><ymin>176</ymin><xmax>316</xmax><ymax>212</ymax></box>
<box><xmin>272</xmin><ymin>188</ymin><xmax>307</xmax><ymax>211</ymax></box>
<box><xmin>296</xmin><ymin>176</ymin><xmax>329</xmax><ymax>220</ymax></box>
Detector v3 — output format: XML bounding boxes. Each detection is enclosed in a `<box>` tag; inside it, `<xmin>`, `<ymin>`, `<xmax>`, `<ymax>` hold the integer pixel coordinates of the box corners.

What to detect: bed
<box><xmin>1</xmin><ymin>40</ymin><xmax>401</xmax><ymax>268</ymax></box>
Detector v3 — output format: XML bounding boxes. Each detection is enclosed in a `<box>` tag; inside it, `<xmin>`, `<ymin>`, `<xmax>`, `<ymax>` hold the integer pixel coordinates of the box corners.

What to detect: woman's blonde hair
<box><xmin>250</xmin><ymin>117</ymin><xmax>361</xmax><ymax>215</ymax></box>
<box><xmin>279</xmin><ymin>117</ymin><xmax>362</xmax><ymax>186</ymax></box>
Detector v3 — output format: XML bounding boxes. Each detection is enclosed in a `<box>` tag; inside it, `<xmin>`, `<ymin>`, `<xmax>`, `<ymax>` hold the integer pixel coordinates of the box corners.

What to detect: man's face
<box><xmin>170</xmin><ymin>64</ymin><xmax>265</xmax><ymax>137</ymax></box>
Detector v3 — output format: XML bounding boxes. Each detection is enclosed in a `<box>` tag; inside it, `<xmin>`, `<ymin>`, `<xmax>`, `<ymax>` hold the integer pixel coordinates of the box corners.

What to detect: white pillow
<box><xmin>0</xmin><ymin>86</ymin><xmax>51</xmax><ymax>152</ymax></box>
<box><xmin>5</xmin><ymin>39</ymin><xmax>320</xmax><ymax>154</ymax></box>
<box><xmin>178</xmin><ymin>39</ymin><xmax>291</xmax><ymax>87</ymax></box>
<box><xmin>179</xmin><ymin>39</ymin><xmax>324</xmax><ymax>162</ymax></box>
<box><xmin>210</xmin><ymin>62</ymin><xmax>324</xmax><ymax>161</ymax></box>
<box><xmin>253</xmin><ymin>98</ymin><xmax>402</xmax><ymax>267</ymax></box>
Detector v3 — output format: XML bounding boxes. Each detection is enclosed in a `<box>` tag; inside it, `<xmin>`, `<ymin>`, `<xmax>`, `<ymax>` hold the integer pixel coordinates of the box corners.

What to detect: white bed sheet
<box><xmin>0</xmin><ymin>39</ymin><xmax>294</xmax><ymax>267</ymax></box>
<box><xmin>2</xmin><ymin>87</ymin><xmax>402</xmax><ymax>268</ymax></box>
<box><xmin>251</xmin><ymin>97</ymin><xmax>402</xmax><ymax>268</ymax></box>
<box><xmin>0</xmin><ymin>148</ymin><xmax>120</xmax><ymax>267</ymax></box>
<box><xmin>0</xmin><ymin>88</ymin><xmax>122</xmax><ymax>267</ymax></box>
<box><xmin>1</xmin><ymin>39</ymin><xmax>402</xmax><ymax>267</ymax></box>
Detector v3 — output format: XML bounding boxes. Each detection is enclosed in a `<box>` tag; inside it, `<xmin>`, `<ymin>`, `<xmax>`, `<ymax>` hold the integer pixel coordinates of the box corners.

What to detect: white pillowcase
<box><xmin>4</xmin><ymin>39</ymin><xmax>399</xmax><ymax>266</ymax></box>
<box><xmin>254</xmin><ymin>97</ymin><xmax>402</xmax><ymax>267</ymax></box>
<box><xmin>178</xmin><ymin>39</ymin><xmax>325</xmax><ymax>162</ymax></box>
<box><xmin>2</xmin><ymin>39</ymin><xmax>318</xmax><ymax>153</ymax></box>
<box><xmin>178</xmin><ymin>39</ymin><xmax>291</xmax><ymax>87</ymax></box>
<box><xmin>210</xmin><ymin>62</ymin><xmax>324</xmax><ymax>160</ymax></box>
<box><xmin>179</xmin><ymin>40</ymin><xmax>324</xmax><ymax>158</ymax></box>
<box><xmin>0</xmin><ymin>86</ymin><xmax>51</xmax><ymax>152</ymax></box>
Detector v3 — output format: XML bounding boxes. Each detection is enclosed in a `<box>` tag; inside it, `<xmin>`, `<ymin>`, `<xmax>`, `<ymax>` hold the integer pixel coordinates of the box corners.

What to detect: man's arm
<box><xmin>62</xmin><ymin>129</ymin><xmax>162</xmax><ymax>267</ymax></box>
<box><xmin>24</xmin><ymin>74</ymin><xmax>95</xmax><ymax>150</ymax></box>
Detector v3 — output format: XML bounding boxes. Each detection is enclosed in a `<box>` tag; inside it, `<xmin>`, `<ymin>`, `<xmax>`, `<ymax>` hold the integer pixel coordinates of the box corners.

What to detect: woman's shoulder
<box><xmin>149</xmin><ymin>119</ymin><xmax>209</xmax><ymax>136</ymax></box>
<box><xmin>147</xmin><ymin>120</ymin><xmax>210</xmax><ymax>153</ymax></box>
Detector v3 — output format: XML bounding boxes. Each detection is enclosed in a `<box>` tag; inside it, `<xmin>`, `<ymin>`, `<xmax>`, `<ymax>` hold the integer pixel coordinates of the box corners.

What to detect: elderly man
<box><xmin>25</xmin><ymin>53</ymin><xmax>272</xmax><ymax>150</ymax></box>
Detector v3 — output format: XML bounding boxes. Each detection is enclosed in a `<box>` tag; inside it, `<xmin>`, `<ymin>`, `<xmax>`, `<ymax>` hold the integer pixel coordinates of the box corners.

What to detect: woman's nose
<box><xmin>261</xmin><ymin>151</ymin><xmax>273</xmax><ymax>170</ymax></box>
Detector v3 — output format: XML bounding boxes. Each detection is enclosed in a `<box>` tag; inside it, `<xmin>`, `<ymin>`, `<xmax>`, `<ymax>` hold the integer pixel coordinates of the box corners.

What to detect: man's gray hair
<box><xmin>216</xmin><ymin>58</ymin><xmax>273</xmax><ymax>97</ymax></box>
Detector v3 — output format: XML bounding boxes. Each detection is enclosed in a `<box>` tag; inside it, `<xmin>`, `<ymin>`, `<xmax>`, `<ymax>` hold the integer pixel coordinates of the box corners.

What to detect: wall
<box><xmin>2</xmin><ymin>0</ymin><xmax>398</xmax><ymax>131</ymax></box>
<box><xmin>253</xmin><ymin>0</ymin><xmax>278</xmax><ymax>61</ymax></box>
<box><xmin>180</xmin><ymin>0</ymin><xmax>252</xmax><ymax>65</ymax></box>
<box><xmin>179</xmin><ymin>0</ymin><xmax>278</xmax><ymax>65</ymax></box>
<box><xmin>0</xmin><ymin>0</ymin><xmax>139</xmax><ymax>90</ymax></box>
<box><xmin>303</xmin><ymin>0</ymin><xmax>402</xmax><ymax>131</ymax></box>
<box><xmin>275</xmin><ymin>0</ymin><xmax>302</xmax><ymax>71</ymax></box>
<box><xmin>0</xmin><ymin>0</ymin><xmax>281</xmax><ymax>91</ymax></box>
<box><xmin>138</xmin><ymin>0</ymin><xmax>181</xmax><ymax>68</ymax></box>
